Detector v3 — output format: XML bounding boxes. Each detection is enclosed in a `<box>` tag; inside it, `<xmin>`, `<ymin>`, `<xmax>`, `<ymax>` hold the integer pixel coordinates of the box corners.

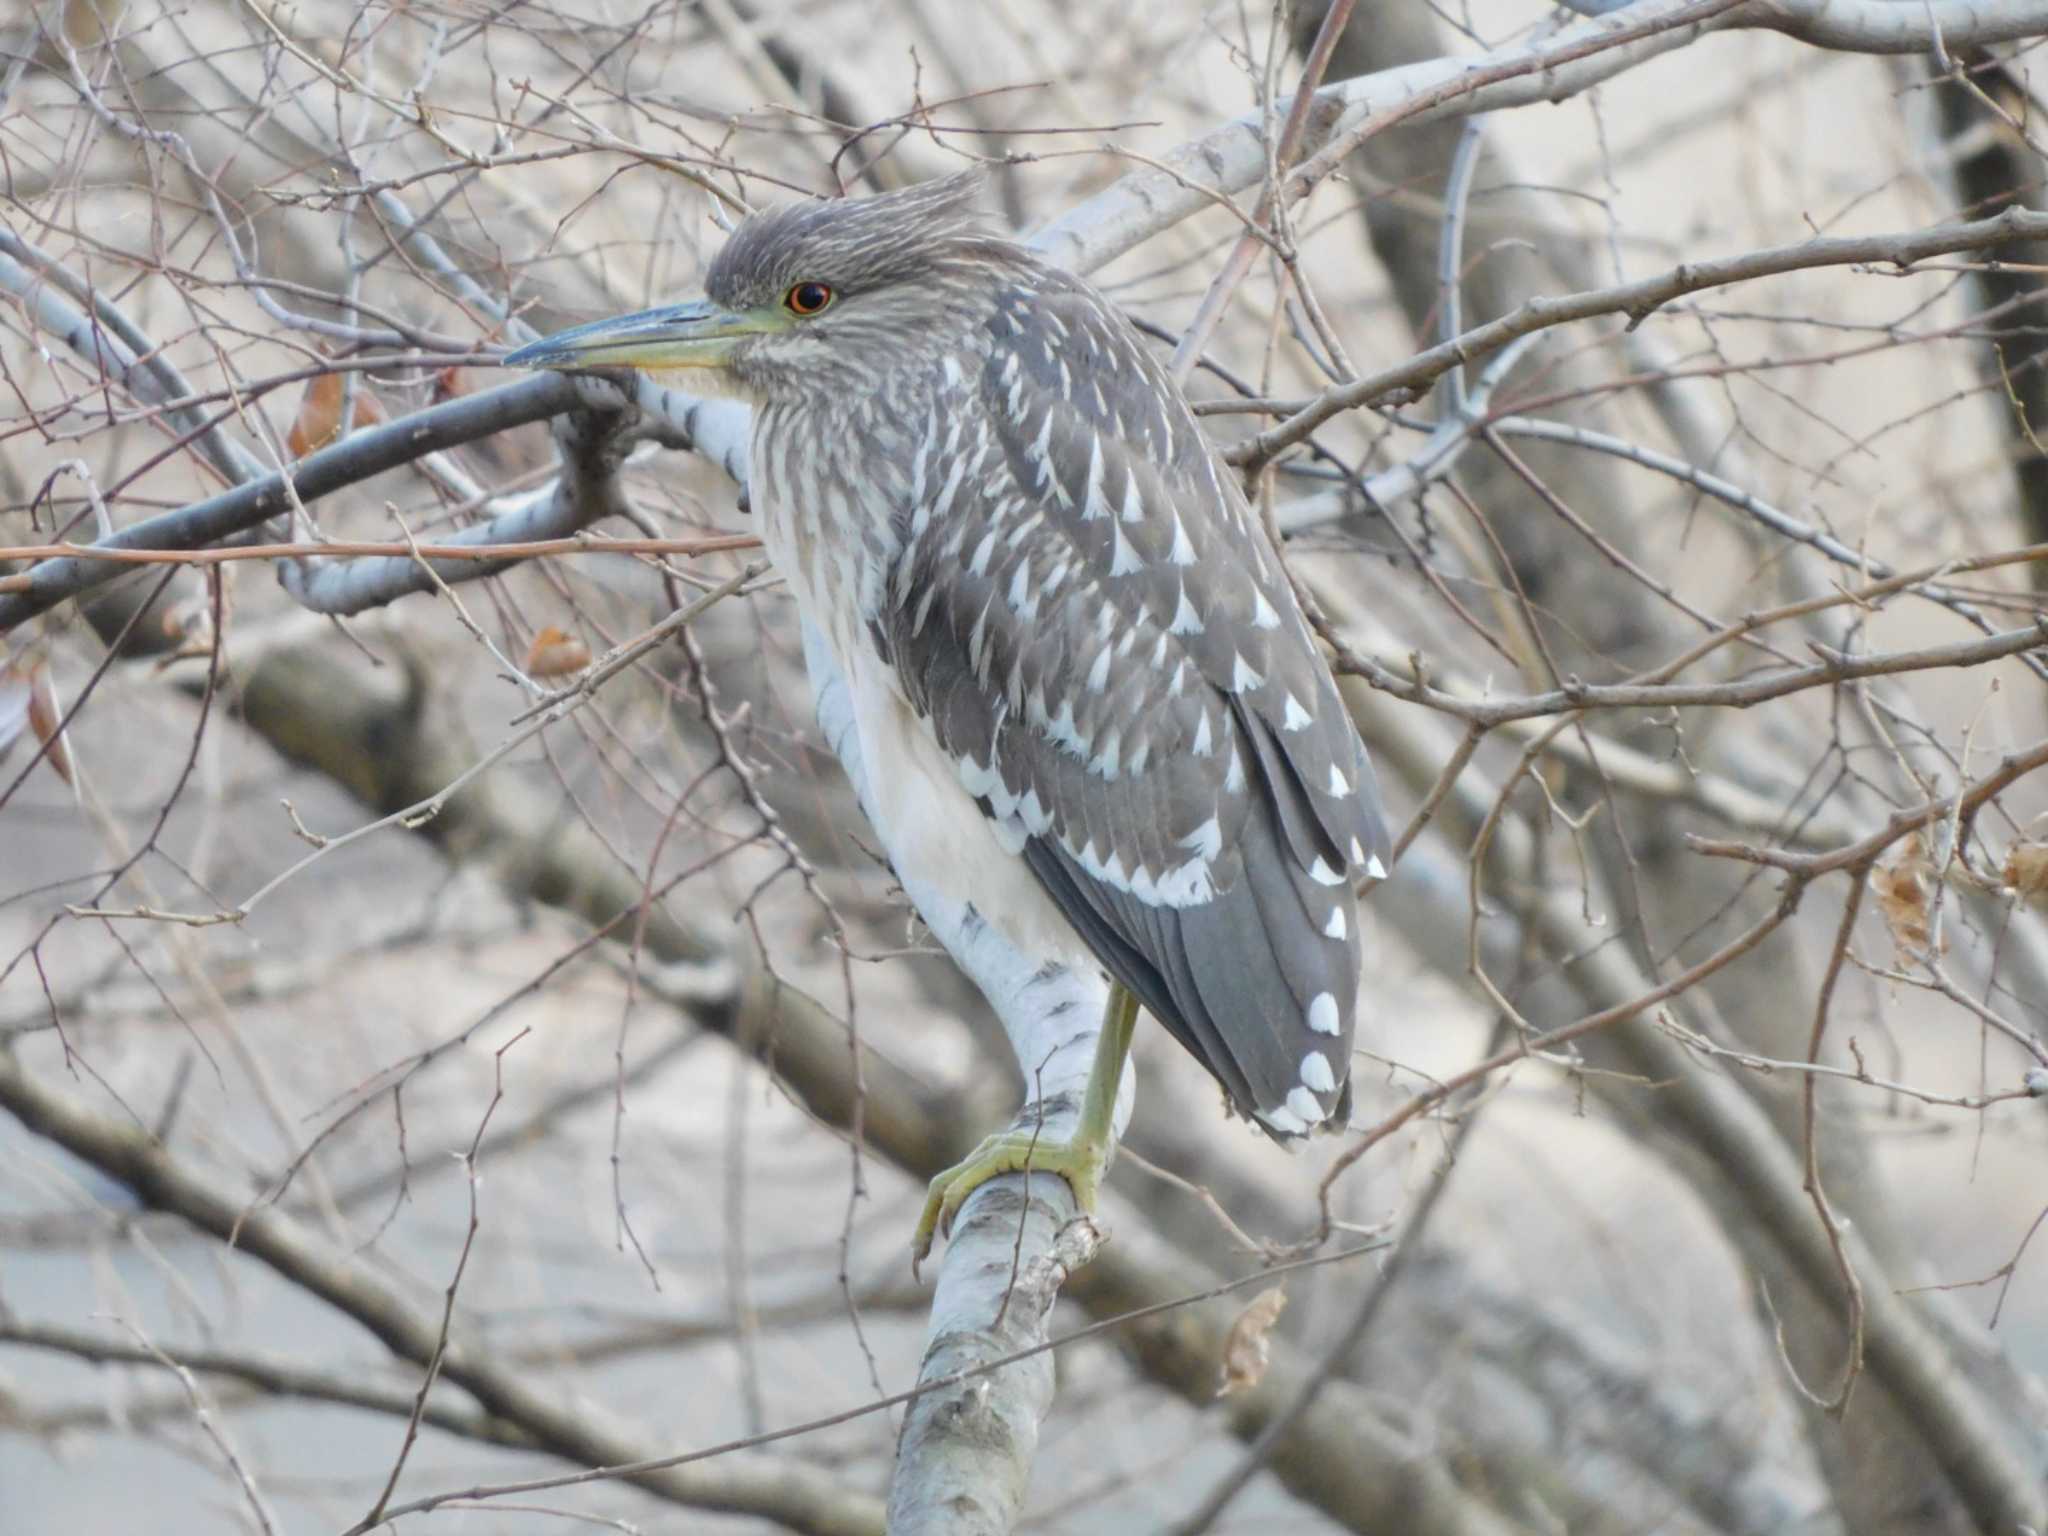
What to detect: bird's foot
<box><xmin>911</xmin><ymin>1128</ymin><xmax>1108</xmax><ymax>1279</ymax></box>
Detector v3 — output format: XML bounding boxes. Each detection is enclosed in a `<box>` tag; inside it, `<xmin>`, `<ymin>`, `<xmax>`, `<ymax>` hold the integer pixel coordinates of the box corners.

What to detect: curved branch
<box><xmin>1332</xmin><ymin>613</ymin><xmax>2048</xmax><ymax>726</ymax></box>
<box><xmin>1559</xmin><ymin>0</ymin><xmax>2048</xmax><ymax>51</ymax></box>
<box><xmin>0</xmin><ymin>1046</ymin><xmax>886</xmax><ymax>1536</ymax></box>
<box><xmin>0</xmin><ymin>231</ymin><xmax>267</xmax><ymax>489</ymax></box>
<box><xmin>1229</xmin><ymin>206</ymin><xmax>2048</xmax><ymax>472</ymax></box>
<box><xmin>0</xmin><ymin>1320</ymin><xmax>534</xmax><ymax>1449</ymax></box>
<box><xmin>273</xmin><ymin>382</ymin><xmax>743</xmax><ymax>615</ymax></box>
<box><xmin>0</xmin><ymin>375</ymin><xmax>577</xmax><ymax>630</ymax></box>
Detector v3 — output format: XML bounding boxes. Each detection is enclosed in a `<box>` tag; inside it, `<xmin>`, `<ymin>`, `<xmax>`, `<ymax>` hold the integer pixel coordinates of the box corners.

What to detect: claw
<box><xmin>913</xmin><ymin>982</ymin><xmax>1138</xmax><ymax>1280</ymax></box>
<box><xmin>910</xmin><ymin>1128</ymin><xmax>1109</xmax><ymax>1280</ymax></box>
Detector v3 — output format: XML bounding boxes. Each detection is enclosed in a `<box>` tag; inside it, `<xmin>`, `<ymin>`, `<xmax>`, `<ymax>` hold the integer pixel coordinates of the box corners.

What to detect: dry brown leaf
<box><xmin>1215</xmin><ymin>1285</ymin><xmax>1287</xmax><ymax>1398</ymax></box>
<box><xmin>1870</xmin><ymin>833</ymin><xmax>1933</xmax><ymax>953</ymax></box>
<box><xmin>525</xmin><ymin>625</ymin><xmax>592</xmax><ymax>678</ymax></box>
<box><xmin>2004</xmin><ymin>841</ymin><xmax>2048</xmax><ymax>906</ymax></box>
<box><xmin>2</xmin><ymin>658</ymin><xmax>75</xmax><ymax>787</ymax></box>
<box><xmin>0</xmin><ymin>662</ymin><xmax>30</xmax><ymax>762</ymax></box>
<box><xmin>285</xmin><ymin>372</ymin><xmax>385</xmax><ymax>458</ymax></box>
<box><xmin>27</xmin><ymin>663</ymin><xmax>74</xmax><ymax>786</ymax></box>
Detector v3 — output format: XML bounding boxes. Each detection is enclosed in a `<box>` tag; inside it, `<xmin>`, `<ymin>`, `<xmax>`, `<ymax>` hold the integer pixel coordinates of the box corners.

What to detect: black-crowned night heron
<box><xmin>506</xmin><ymin>175</ymin><xmax>1389</xmax><ymax>1269</ymax></box>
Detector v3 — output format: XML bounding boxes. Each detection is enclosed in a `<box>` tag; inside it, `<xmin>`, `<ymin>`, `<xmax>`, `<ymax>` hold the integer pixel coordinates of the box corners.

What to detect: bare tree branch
<box><xmin>9</xmin><ymin>3</ymin><xmax>2048</xmax><ymax>1531</ymax></box>
<box><xmin>0</xmin><ymin>375</ymin><xmax>576</xmax><ymax>628</ymax></box>
<box><xmin>0</xmin><ymin>1319</ymin><xmax>537</xmax><ymax>1448</ymax></box>
<box><xmin>1229</xmin><ymin>207</ymin><xmax>2048</xmax><ymax>471</ymax></box>
<box><xmin>0</xmin><ymin>1045</ymin><xmax>889</xmax><ymax>1536</ymax></box>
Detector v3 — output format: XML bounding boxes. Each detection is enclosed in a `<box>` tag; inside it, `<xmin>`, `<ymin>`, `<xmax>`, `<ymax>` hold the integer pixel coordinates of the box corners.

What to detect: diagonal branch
<box><xmin>0</xmin><ymin>1319</ymin><xmax>536</xmax><ymax>1448</ymax></box>
<box><xmin>0</xmin><ymin>374</ymin><xmax>578</xmax><ymax>629</ymax></box>
<box><xmin>271</xmin><ymin>381</ymin><xmax>729</xmax><ymax>616</ymax></box>
<box><xmin>0</xmin><ymin>1043</ymin><xmax>887</xmax><ymax>1536</ymax></box>
<box><xmin>1227</xmin><ymin>206</ymin><xmax>2048</xmax><ymax>472</ymax></box>
<box><xmin>0</xmin><ymin>230</ymin><xmax>267</xmax><ymax>489</ymax></box>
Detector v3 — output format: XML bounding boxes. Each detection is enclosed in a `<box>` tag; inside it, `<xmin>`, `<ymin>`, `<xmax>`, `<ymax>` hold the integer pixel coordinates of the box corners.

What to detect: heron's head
<box><xmin>503</xmin><ymin>174</ymin><xmax>1011</xmax><ymax>403</ymax></box>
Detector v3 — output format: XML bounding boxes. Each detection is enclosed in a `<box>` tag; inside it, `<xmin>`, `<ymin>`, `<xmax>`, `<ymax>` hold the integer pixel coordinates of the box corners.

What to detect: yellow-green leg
<box><xmin>911</xmin><ymin>982</ymin><xmax>1139</xmax><ymax>1276</ymax></box>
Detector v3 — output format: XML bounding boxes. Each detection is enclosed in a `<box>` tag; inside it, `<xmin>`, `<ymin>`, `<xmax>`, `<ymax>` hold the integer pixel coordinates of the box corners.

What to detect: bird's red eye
<box><xmin>785</xmin><ymin>282</ymin><xmax>833</xmax><ymax>316</ymax></box>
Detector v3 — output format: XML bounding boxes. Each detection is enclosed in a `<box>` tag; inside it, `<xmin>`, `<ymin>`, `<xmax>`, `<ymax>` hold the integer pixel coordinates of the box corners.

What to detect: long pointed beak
<box><xmin>501</xmin><ymin>300</ymin><xmax>778</xmax><ymax>372</ymax></box>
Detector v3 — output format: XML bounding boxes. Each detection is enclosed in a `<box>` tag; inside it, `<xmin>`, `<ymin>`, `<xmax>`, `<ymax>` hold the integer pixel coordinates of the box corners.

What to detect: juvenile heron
<box><xmin>506</xmin><ymin>175</ymin><xmax>1389</xmax><ymax>1269</ymax></box>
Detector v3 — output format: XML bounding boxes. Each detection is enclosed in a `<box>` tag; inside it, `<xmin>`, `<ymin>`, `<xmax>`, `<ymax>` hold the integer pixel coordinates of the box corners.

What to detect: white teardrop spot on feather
<box><xmin>1306</xmin><ymin>992</ymin><xmax>1340</xmax><ymax>1035</ymax></box>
